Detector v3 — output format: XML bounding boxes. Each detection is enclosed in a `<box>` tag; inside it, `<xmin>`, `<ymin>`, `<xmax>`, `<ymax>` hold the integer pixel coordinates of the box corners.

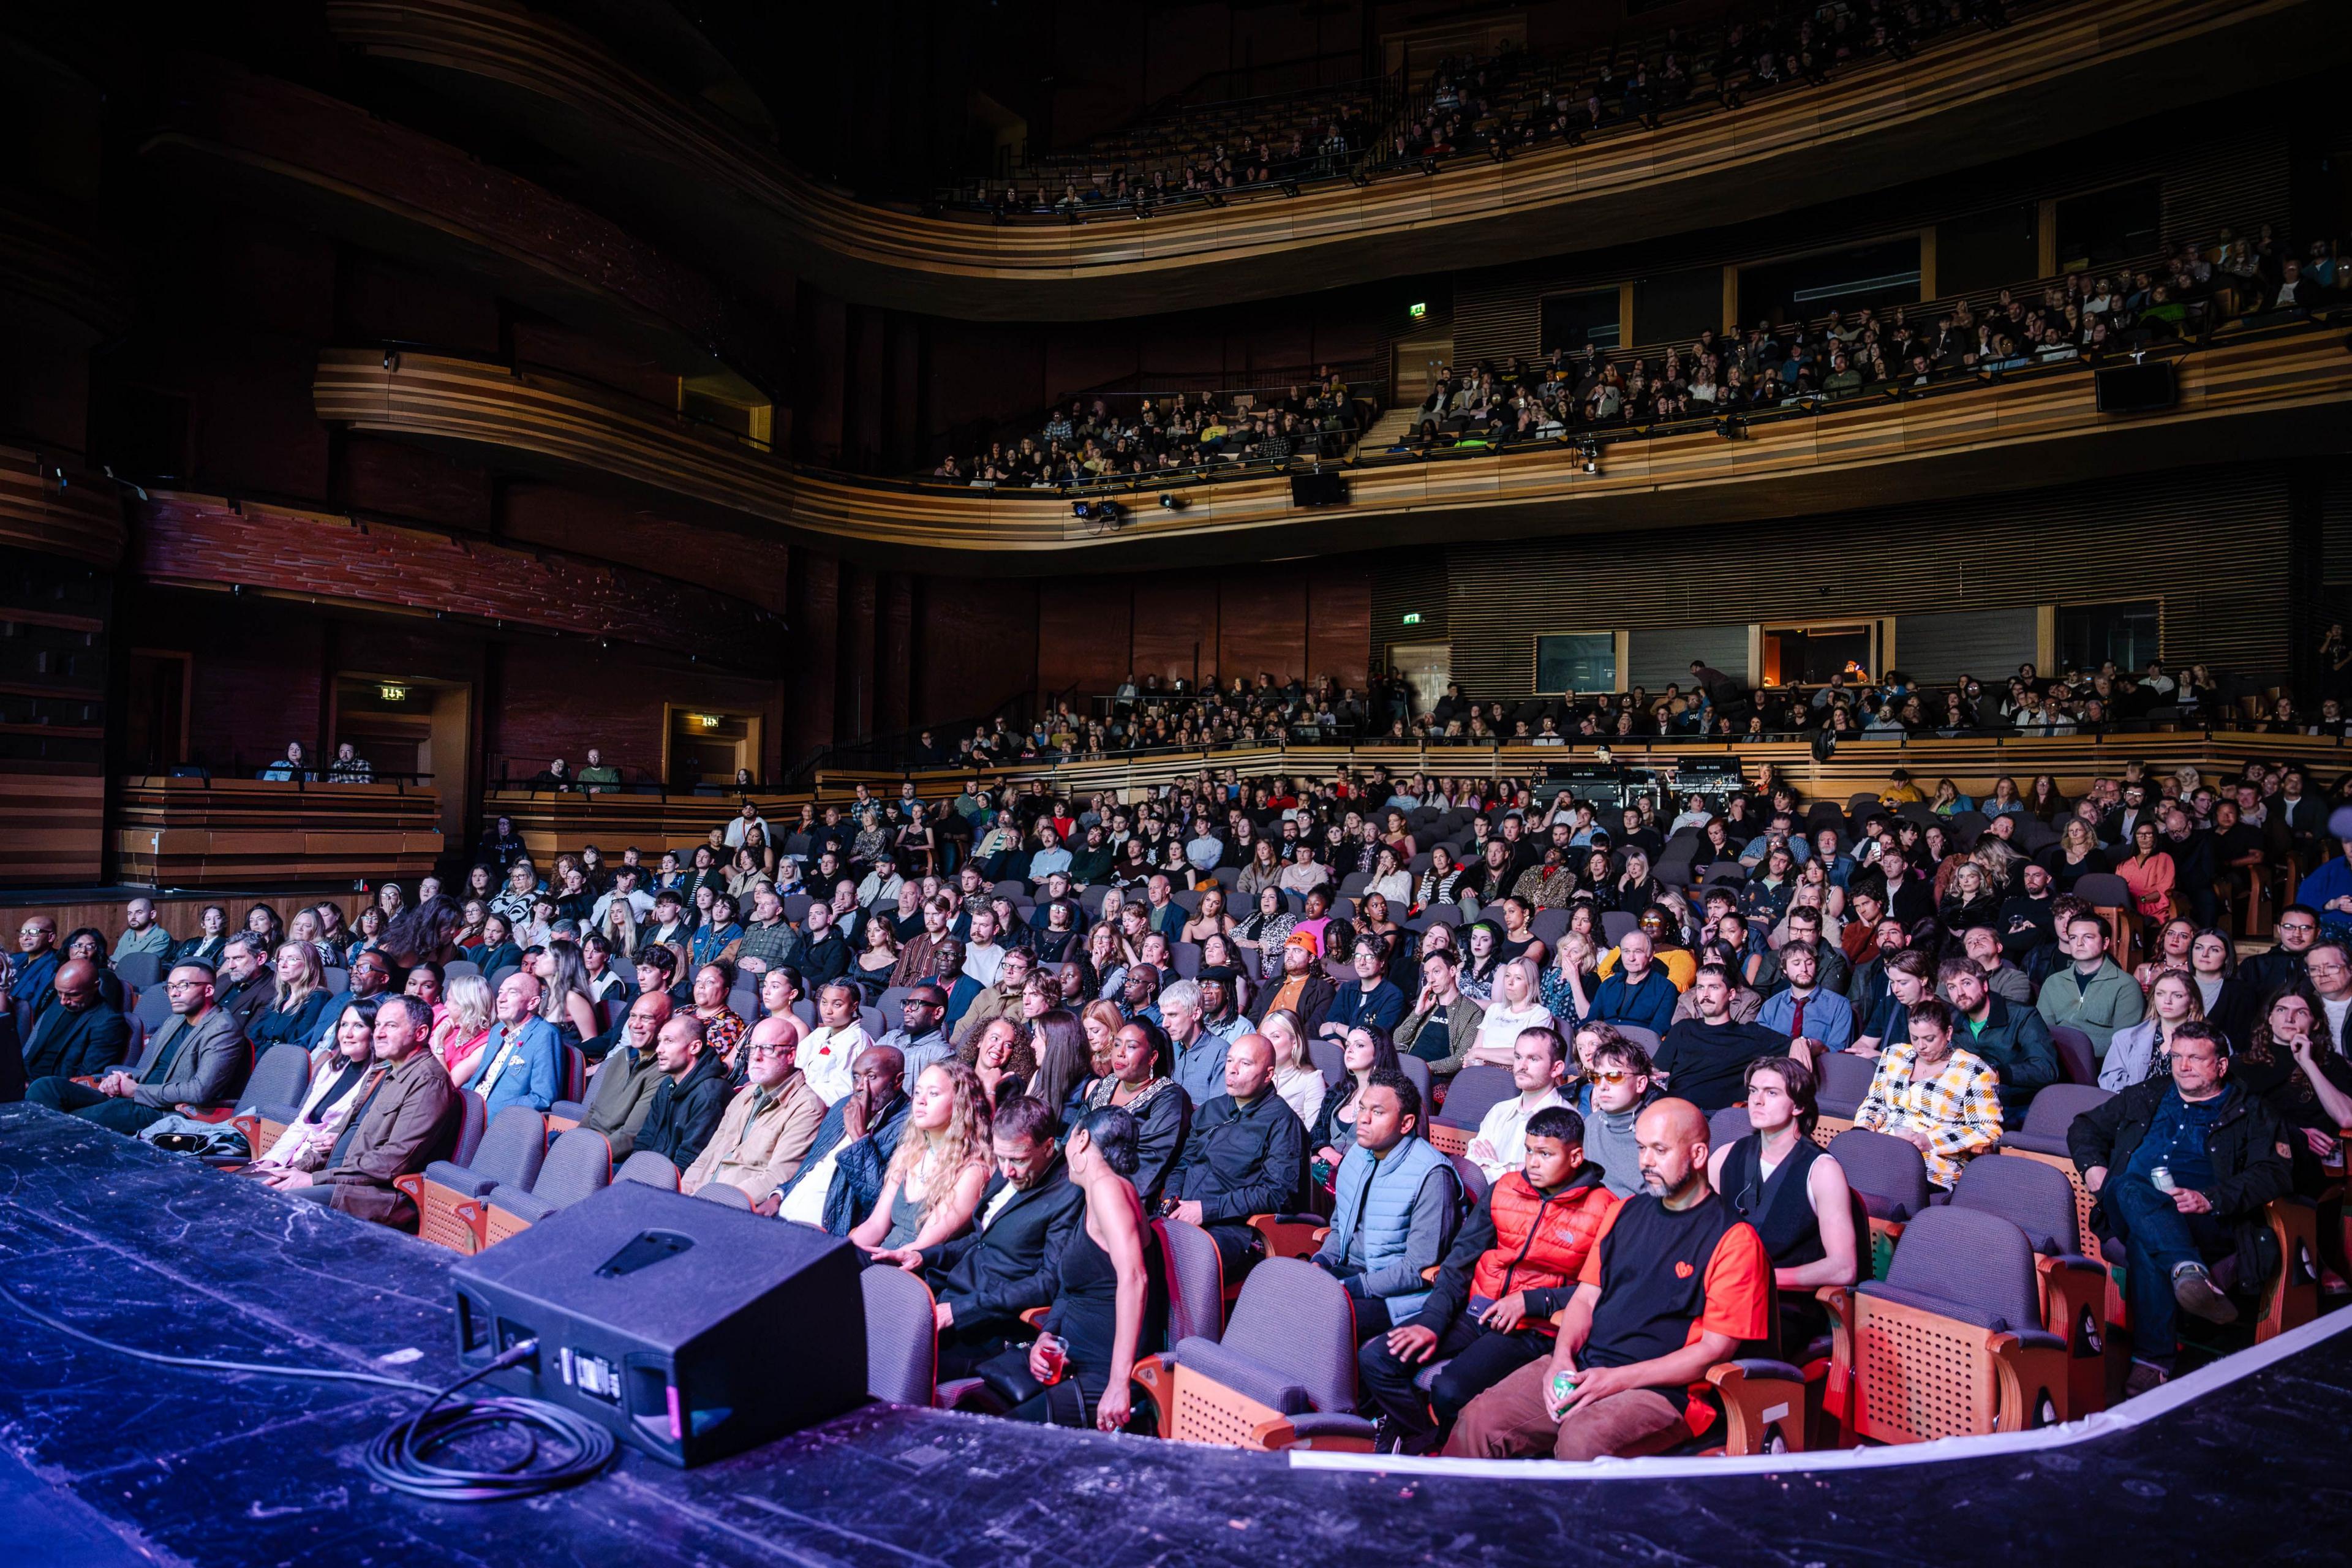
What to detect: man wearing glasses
<box><xmin>26</xmin><ymin>961</ymin><xmax>244</xmax><ymax>1134</ymax></box>
<box><xmin>683</xmin><ymin>1017</ymin><xmax>827</xmax><ymax>1202</ymax></box>
<box><xmin>11</xmin><ymin>915</ymin><xmax>59</xmax><ymax>1024</ymax></box>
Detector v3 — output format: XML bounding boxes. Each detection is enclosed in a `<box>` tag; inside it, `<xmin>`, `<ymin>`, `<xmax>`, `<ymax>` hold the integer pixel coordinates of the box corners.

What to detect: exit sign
<box><xmin>1401</xmin><ymin>612</ymin><xmax>1423</xmax><ymax>625</ymax></box>
<box><xmin>1408</xmin><ymin>303</ymin><xmax>1428</xmax><ymax>320</ymax></box>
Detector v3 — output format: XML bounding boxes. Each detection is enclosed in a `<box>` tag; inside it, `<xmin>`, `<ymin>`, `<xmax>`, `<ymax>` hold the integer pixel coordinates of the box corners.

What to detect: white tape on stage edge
<box><xmin>1289</xmin><ymin>1303</ymin><xmax>2352</xmax><ymax>1482</ymax></box>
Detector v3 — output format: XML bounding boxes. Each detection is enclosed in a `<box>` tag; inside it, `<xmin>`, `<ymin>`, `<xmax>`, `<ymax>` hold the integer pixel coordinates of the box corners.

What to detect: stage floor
<box><xmin>1</xmin><ymin>1104</ymin><xmax>2348</xmax><ymax>1567</ymax></box>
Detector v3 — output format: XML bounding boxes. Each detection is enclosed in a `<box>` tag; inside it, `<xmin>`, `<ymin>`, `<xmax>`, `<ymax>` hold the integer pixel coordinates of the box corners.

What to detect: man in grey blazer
<box><xmin>26</xmin><ymin>959</ymin><xmax>247</xmax><ymax>1134</ymax></box>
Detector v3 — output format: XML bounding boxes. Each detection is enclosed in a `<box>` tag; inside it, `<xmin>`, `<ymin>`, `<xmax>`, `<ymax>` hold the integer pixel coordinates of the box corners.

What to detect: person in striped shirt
<box><xmin>1852</xmin><ymin>997</ymin><xmax>2003</xmax><ymax>1189</ymax></box>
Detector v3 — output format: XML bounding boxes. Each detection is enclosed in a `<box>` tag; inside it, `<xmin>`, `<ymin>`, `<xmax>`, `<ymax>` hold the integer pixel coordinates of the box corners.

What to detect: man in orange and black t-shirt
<box><xmin>1446</xmin><ymin>1097</ymin><xmax>1770</xmax><ymax>1461</ymax></box>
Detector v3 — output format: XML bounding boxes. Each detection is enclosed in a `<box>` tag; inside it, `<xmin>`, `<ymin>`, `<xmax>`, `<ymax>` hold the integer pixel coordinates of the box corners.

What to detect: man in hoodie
<box><xmin>1359</xmin><ymin>1104</ymin><xmax>1618</xmax><ymax>1453</ymax></box>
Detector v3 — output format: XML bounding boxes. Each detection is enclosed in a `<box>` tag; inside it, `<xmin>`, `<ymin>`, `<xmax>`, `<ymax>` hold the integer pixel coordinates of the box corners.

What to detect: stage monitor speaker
<box><xmin>1291</xmin><ymin>470</ymin><xmax>1348</xmax><ymax>507</ymax></box>
<box><xmin>450</xmin><ymin>1180</ymin><xmax>866</xmax><ymax>1466</ymax></box>
<box><xmin>2094</xmin><ymin>360</ymin><xmax>2176</xmax><ymax>413</ymax></box>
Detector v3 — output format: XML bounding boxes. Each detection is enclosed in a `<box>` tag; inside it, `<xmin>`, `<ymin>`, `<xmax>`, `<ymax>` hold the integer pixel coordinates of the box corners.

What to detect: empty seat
<box><xmin>697</xmin><ymin>1181</ymin><xmax>753</xmax><ymax>1208</ymax></box>
<box><xmin>399</xmin><ymin>1104</ymin><xmax>549</xmax><ymax>1254</ymax></box>
<box><xmin>1133</xmin><ymin>1258</ymin><xmax>1370</xmax><ymax>1449</ymax></box>
<box><xmin>113</xmin><ymin>952</ymin><xmax>166</xmax><ymax>989</ymax></box>
<box><xmin>1826</xmin><ymin>1205</ymin><xmax>2071</xmax><ymax>1443</ymax></box>
<box><xmin>617</xmin><ymin>1149</ymin><xmax>681</xmax><ymax>1189</ymax></box>
<box><xmin>862</xmin><ymin>1262</ymin><xmax>937</xmax><ymax>1406</ymax></box>
<box><xmin>1428</xmin><ymin>1064</ymin><xmax>1513</xmax><ymax>1157</ymax></box>
<box><xmin>480</xmin><ymin>1127</ymin><xmax>612</xmax><ymax>1243</ymax></box>
<box><xmin>227</xmin><ymin>1043</ymin><xmax>317</xmax><ymax>1159</ymax></box>
<box><xmin>1950</xmin><ymin>1153</ymin><xmax>2108</xmax><ymax>1417</ymax></box>
<box><xmin>2049</xmin><ymin>1025</ymin><xmax>2098</xmax><ymax>1087</ymax></box>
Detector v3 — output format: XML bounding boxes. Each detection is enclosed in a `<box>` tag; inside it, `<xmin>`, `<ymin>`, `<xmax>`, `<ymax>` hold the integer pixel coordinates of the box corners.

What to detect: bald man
<box><xmin>18</xmin><ymin>959</ymin><xmax>130</xmax><ymax>1087</ymax></box>
<box><xmin>461</xmin><ymin>970</ymin><xmax>562</xmax><ymax>1118</ymax></box>
<box><xmin>579</xmin><ymin>990</ymin><xmax>673</xmax><ymax>1161</ymax></box>
<box><xmin>1160</xmin><ymin>1032</ymin><xmax>1307</xmax><ymax>1282</ymax></box>
<box><xmin>1446</xmin><ymin>1098</ymin><xmax>1773</xmax><ymax>1462</ymax></box>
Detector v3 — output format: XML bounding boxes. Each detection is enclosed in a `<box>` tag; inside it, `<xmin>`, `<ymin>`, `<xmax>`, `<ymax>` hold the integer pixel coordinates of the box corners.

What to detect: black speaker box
<box><xmin>449</xmin><ymin>1180</ymin><xmax>867</xmax><ymax>1466</ymax></box>
<box><xmin>2094</xmin><ymin>360</ymin><xmax>2176</xmax><ymax>413</ymax></box>
<box><xmin>1291</xmin><ymin>470</ymin><xmax>1348</xmax><ymax>506</ymax></box>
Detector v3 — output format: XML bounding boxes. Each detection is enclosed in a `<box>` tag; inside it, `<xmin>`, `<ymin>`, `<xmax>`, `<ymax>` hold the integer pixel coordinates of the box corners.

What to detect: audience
<box><xmin>20</xmin><ymin>725</ymin><xmax>2350</xmax><ymax>1446</ymax></box>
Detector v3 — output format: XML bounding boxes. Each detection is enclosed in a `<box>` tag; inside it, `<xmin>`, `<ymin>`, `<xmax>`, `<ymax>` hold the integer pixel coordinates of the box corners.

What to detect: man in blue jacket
<box><xmin>1591</xmin><ymin>931</ymin><xmax>1679</xmax><ymax>1037</ymax></box>
<box><xmin>1313</xmin><ymin>1069</ymin><xmax>1461</xmax><ymax>1341</ymax></box>
<box><xmin>462</xmin><ymin>970</ymin><xmax>563</xmax><ymax>1118</ymax></box>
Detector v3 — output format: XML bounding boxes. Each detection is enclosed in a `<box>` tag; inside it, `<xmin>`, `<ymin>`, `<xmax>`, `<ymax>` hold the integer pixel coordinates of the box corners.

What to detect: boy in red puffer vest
<box><xmin>1357</xmin><ymin>1106</ymin><xmax>1618</xmax><ymax>1453</ymax></box>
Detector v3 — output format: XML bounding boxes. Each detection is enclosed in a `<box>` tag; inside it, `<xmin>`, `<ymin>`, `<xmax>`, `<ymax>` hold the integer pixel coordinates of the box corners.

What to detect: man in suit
<box><xmin>265</xmin><ymin>994</ymin><xmax>458</xmax><ymax>1229</ymax></box>
<box><xmin>27</xmin><ymin>960</ymin><xmax>244</xmax><ymax>1134</ymax></box>
<box><xmin>875</xmin><ymin>1094</ymin><xmax>1085</xmax><ymax>1378</ymax></box>
<box><xmin>16</xmin><ymin>959</ymin><xmax>130</xmax><ymax>1090</ymax></box>
<box><xmin>462</xmin><ymin>970</ymin><xmax>564</xmax><ymax>1118</ymax></box>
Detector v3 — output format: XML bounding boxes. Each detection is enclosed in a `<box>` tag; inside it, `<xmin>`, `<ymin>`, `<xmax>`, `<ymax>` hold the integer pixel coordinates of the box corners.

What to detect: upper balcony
<box><xmin>324</xmin><ymin>0</ymin><xmax>2348</xmax><ymax>320</ymax></box>
<box><xmin>314</xmin><ymin>319</ymin><xmax>2352</xmax><ymax>574</ymax></box>
<box><xmin>139</xmin><ymin>59</ymin><xmax>779</xmax><ymax>402</ymax></box>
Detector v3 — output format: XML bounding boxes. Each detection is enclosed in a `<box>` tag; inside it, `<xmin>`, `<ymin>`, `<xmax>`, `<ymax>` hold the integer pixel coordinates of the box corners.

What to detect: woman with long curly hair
<box><xmin>850</xmin><ymin>1060</ymin><xmax>993</xmax><ymax>1254</ymax></box>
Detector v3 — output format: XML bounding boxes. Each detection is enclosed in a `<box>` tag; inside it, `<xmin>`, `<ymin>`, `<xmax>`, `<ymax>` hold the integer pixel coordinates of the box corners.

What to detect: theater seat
<box><xmin>1812</xmin><ymin>1052</ymin><xmax>1877</xmax><ymax>1145</ymax></box>
<box><xmin>478</xmin><ymin>1127</ymin><xmax>612</xmax><ymax>1245</ymax></box>
<box><xmin>864</xmin><ymin>1261</ymin><xmax>937</xmax><ymax>1406</ymax></box>
<box><xmin>224</xmin><ymin>1044</ymin><xmax>316</xmax><ymax>1164</ymax></box>
<box><xmin>616</xmin><ymin>1150</ymin><xmax>681</xmax><ymax>1189</ymax></box>
<box><xmin>394</xmin><ymin>1105</ymin><xmax>548</xmax><ymax>1254</ymax></box>
<box><xmin>1428</xmin><ymin>1064</ymin><xmax>1512</xmax><ymax>1157</ymax></box>
<box><xmin>1131</xmin><ymin>1257</ymin><xmax>1371</xmax><ymax>1450</ymax></box>
<box><xmin>1826</xmin><ymin>1128</ymin><xmax>1931</xmax><ymax>1278</ymax></box>
<box><xmin>1825</xmin><ymin>1206</ymin><xmax>2069</xmax><ymax>1445</ymax></box>
<box><xmin>1950</xmin><ymin>1155</ymin><xmax>2108</xmax><ymax>1419</ymax></box>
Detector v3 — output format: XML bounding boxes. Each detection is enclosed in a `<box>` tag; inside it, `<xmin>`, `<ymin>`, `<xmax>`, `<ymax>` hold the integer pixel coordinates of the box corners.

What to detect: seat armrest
<box><xmin>1250</xmin><ymin>1410</ymin><xmax>1376</xmax><ymax>1451</ymax></box>
<box><xmin>1707</xmin><ymin>1360</ymin><xmax>1810</xmax><ymax>1455</ymax></box>
<box><xmin>1129</xmin><ymin>1354</ymin><xmax>1177</xmax><ymax>1439</ymax></box>
<box><xmin>391</xmin><ymin>1172</ymin><xmax>424</xmax><ymax>1204</ymax></box>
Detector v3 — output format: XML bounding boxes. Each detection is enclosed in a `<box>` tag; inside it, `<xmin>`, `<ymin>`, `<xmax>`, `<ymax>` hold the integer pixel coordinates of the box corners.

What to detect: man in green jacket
<box><xmin>1396</xmin><ymin>948</ymin><xmax>1488</xmax><ymax>1079</ymax></box>
<box><xmin>2035</xmin><ymin>913</ymin><xmax>2145</xmax><ymax>1059</ymax></box>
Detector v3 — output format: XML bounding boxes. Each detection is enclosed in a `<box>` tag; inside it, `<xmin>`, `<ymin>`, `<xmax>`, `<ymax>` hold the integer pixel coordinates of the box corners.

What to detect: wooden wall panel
<box><xmin>1036</xmin><ymin>580</ymin><xmax>1133</xmax><ymax>701</ymax></box>
<box><xmin>339</xmin><ymin>434</ymin><xmax>496</xmax><ymax>531</ymax></box>
<box><xmin>1218</xmin><ymin>576</ymin><xmax>1308</xmax><ymax>687</ymax></box>
<box><xmin>788</xmin><ymin>550</ymin><xmax>840</xmax><ymax>757</ymax></box>
<box><xmin>500</xmin><ymin>481</ymin><xmax>791</xmax><ymax>616</ymax></box>
<box><xmin>486</xmin><ymin>641</ymin><xmax>775</xmax><ymax>785</ymax></box>
<box><xmin>1129</xmin><ymin>578</ymin><xmax>1220</xmax><ymax>688</ymax></box>
<box><xmin>1436</xmin><ymin>464</ymin><xmax>2298</xmax><ymax>699</ymax></box>
<box><xmin>1308</xmin><ymin>562</ymin><xmax>1374</xmax><ymax>689</ymax></box>
<box><xmin>0</xmin><ymin>764</ymin><xmax>104</xmax><ymax>884</ymax></box>
<box><xmin>910</xmin><ymin>578</ymin><xmax>1038</xmax><ymax>732</ymax></box>
<box><xmin>115</xmin><ymin>777</ymin><xmax>442</xmax><ymax>886</ymax></box>
<box><xmin>134</xmin><ymin>493</ymin><xmax>775</xmax><ymax>668</ymax></box>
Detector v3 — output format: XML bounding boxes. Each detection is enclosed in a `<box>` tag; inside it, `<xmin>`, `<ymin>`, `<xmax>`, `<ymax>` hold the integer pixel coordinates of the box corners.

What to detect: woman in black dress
<box><xmin>997</xmin><ymin>1104</ymin><xmax>1167</xmax><ymax>1429</ymax></box>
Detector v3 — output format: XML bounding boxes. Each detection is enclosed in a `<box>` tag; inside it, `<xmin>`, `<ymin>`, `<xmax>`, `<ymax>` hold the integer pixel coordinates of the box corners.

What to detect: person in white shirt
<box><xmin>723</xmin><ymin>801</ymin><xmax>772</xmax><ymax>851</ymax></box>
<box><xmin>1466</xmin><ymin>957</ymin><xmax>1555</xmax><ymax>1069</ymax></box>
<box><xmin>795</xmin><ymin>980</ymin><xmax>872</xmax><ymax>1106</ymax></box>
<box><xmin>589</xmin><ymin>867</ymin><xmax>655</xmax><ymax>929</ymax></box>
<box><xmin>856</xmin><ymin>853</ymin><xmax>905</xmax><ymax>912</ymax></box>
<box><xmin>1466</xmin><ymin>1025</ymin><xmax>1570</xmax><ymax>1181</ymax></box>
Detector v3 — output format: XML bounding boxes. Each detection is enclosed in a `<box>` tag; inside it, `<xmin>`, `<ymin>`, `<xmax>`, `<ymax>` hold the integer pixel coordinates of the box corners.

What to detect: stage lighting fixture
<box><xmin>1158</xmin><ymin>492</ymin><xmax>1189</xmax><ymax>511</ymax></box>
<box><xmin>1579</xmin><ymin>437</ymin><xmax>1600</xmax><ymax>475</ymax></box>
<box><xmin>1071</xmin><ymin>500</ymin><xmax>1093</xmax><ymax>520</ymax></box>
<box><xmin>1281</xmin><ymin>180</ymin><xmax>1300</xmax><ymax>198</ymax></box>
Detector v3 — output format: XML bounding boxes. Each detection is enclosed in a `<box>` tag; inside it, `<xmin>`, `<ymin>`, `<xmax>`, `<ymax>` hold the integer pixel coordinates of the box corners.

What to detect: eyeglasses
<box><xmin>1589</xmin><ymin>1069</ymin><xmax>1640</xmax><ymax>1085</ymax></box>
<box><xmin>747</xmin><ymin>1044</ymin><xmax>793</xmax><ymax>1058</ymax></box>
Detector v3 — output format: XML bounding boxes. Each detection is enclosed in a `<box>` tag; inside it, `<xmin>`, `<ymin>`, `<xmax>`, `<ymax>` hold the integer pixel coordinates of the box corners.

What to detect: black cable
<box><xmin>0</xmin><ymin>1281</ymin><xmax>615</xmax><ymax>1502</ymax></box>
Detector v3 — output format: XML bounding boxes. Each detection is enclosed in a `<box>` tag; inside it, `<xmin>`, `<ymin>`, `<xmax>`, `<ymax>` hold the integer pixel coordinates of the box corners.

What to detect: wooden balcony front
<box><xmin>115</xmin><ymin>776</ymin><xmax>443</xmax><ymax>887</ymax></box>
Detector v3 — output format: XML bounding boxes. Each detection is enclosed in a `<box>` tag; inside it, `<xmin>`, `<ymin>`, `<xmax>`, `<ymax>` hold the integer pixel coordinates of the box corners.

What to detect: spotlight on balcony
<box><xmin>1159</xmin><ymin>492</ymin><xmax>1189</xmax><ymax>511</ymax></box>
<box><xmin>1579</xmin><ymin>436</ymin><xmax>1600</xmax><ymax>475</ymax></box>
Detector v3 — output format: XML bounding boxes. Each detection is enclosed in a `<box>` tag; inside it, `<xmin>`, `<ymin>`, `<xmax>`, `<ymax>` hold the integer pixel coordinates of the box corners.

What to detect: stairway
<box><xmin>1355</xmin><ymin>406</ymin><xmax>1420</xmax><ymax>453</ymax></box>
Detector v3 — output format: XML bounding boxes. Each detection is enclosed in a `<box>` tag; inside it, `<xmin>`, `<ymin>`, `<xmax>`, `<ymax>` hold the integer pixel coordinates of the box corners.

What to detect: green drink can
<box><xmin>1550</xmin><ymin>1367</ymin><xmax>1580</xmax><ymax>1406</ymax></box>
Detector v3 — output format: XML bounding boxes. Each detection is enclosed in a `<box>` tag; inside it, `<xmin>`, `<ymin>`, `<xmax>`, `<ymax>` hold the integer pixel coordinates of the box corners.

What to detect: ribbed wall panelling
<box><xmin>1453</xmin><ymin>114</ymin><xmax>2288</xmax><ymax>365</ymax></box>
<box><xmin>1898</xmin><ymin>606</ymin><xmax>2040</xmax><ymax>684</ymax></box>
<box><xmin>1369</xmin><ymin>547</ymin><xmax>1449</xmax><ymax>667</ymax></box>
<box><xmin>1630</xmin><ymin>625</ymin><xmax>1747</xmax><ymax>690</ymax></box>
<box><xmin>1434</xmin><ymin>464</ymin><xmax>2293</xmax><ymax>699</ymax></box>
<box><xmin>2321</xmin><ymin>470</ymin><xmax>2352</xmax><ymax>586</ymax></box>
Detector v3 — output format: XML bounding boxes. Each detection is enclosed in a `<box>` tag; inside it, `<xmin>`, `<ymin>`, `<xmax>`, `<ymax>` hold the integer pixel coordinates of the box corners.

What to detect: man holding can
<box><xmin>1445</xmin><ymin>1097</ymin><xmax>1771</xmax><ymax>1461</ymax></box>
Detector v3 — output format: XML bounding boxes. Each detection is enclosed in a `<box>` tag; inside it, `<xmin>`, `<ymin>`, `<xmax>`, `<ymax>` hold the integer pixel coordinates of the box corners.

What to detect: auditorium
<box><xmin>5</xmin><ymin>0</ymin><xmax>2352</xmax><ymax>1559</ymax></box>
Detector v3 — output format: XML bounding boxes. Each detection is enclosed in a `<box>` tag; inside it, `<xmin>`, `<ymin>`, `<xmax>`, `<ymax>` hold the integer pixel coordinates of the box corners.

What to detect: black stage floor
<box><xmin>2</xmin><ymin>1102</ymin><xmax>2350</xmax><ymax>1567</ymax></box>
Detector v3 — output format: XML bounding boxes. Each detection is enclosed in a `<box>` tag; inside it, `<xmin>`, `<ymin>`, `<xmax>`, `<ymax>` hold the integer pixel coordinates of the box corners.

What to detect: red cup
<box><xmin>1036</xmin><ymin>1338</ymin><xmax>1067</xmax><ymax>1385</ymax></box>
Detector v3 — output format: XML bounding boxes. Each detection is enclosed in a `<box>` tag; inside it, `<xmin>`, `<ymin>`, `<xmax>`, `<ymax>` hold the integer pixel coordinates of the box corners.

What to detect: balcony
<box><xmin>314</xmin><ymin>325</ymin><xmax>2352</xmax><ymax>571</ymax></box>
<box><xmin>323</xmin><ymin>0</ymin><xmax>2347</xmax><ymax>320</ymax></box>
<box><xmin>115</xmin><ymin>775</ymin><xmax>443</xmax><ymax>886</ymax></box>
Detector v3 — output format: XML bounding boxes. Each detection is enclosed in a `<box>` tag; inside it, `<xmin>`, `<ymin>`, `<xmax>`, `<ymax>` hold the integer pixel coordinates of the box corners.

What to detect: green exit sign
<box><xmin>1401</xmin><ymin>611</ymin><xmax>1423</xmax><ymax>625</ymax></box>
<box><xmin>1408</xmin><ymin>302</ymin><xmax>1428</xmax><ymax>320</ymax></box>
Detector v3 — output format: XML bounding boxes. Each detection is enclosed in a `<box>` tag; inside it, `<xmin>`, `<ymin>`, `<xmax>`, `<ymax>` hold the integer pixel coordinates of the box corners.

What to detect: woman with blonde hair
<box><xmin>851</xmin><ymin>1061</ymin><xmax>993</xmax><ymax>1254</ymax></box>
<box><xmin>250</xmin><ymin>941</ymin><xmax>331</xmax><ymax>1051</ymax></box>
<box><xmin>434</xmin><ymin>973</ymin><xmax>497</xmax><ymax>1082</ymax></box>
<box><xmin>1259</xmin><ymin>1007</ymin><xmax>1323</xmax><ymax>1125</ymax></box>
<box><xmin>1080</xmin><ymin>998</ymin><xmax>1126</xmax><ymax>1081</ymax></box>
<box><xmin>601</xmin><ymin>895</ymin><xmax>641</xmax><ymax>962</ymax></box>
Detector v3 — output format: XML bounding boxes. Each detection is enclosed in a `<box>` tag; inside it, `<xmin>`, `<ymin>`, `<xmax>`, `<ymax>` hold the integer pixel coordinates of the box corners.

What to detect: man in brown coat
<box><xmin>264</xmin><ymin>993</ymin><xmax>458</xmax><ymax>1229</ymax></box>
<box><xmin>683</xmin><ymin>1016</ymin><xmax>827</xmax><ymax>1199</ymax></box>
